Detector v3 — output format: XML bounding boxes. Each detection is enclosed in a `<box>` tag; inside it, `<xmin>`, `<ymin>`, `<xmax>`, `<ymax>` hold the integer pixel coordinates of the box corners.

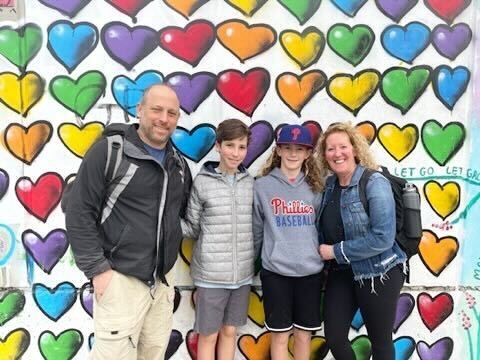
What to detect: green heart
<box><xmin>39</xmin><ymin>329</ymin><xmax>83</xmax><ymax>360</ymax></box>
<box><xmin>0</xmin><ymin>290</ymin><xmax>25</xmax><ymax>326</ymax></box>
<box><xmin>0</xmin><ymin>23</ymin><xmax>42</xmax><ymax>71</ymax></box>
<box><xmin>327</xmin><ymin>24</ymin><xmax>374</xmax><ymax>66</ymax></box>
<box><xmin>351</xmin><ymin>335</ymin><xmax>372</xmax><ymax>360</ymax></box>
<box><xmin>49</xmin><ymin>71</ymin><xmax>106</xmax><ymax>119</ymax></box>
<box><xmin>422</xmin><ymin>120</ymin><xmax>466</xmax><ymax>166</ymax></box>
<box><xmin>277</xmin><ymin>0</ymin><xmax>322</xmax><ymax>25</ymax></box>
<box><xmin>380</xmin><ymin>66</ymin><xmax>432</xmax><ymax>114</ymax></box>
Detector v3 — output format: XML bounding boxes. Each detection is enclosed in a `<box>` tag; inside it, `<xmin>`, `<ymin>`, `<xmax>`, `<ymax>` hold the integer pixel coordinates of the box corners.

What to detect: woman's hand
<box><xmin>318</xmin><ymin>244</ymin><xmax>335</xmax><ymax>260</ymax></box>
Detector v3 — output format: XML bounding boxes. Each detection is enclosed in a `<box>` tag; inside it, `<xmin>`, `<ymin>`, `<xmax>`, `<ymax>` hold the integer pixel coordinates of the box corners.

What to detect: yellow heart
<box><xmin>163</xmin><ymin>0</ymin><xmax>208</xmax><ymax>18</ymax></box>
<box><xmin>0</xmin><ymin>71</ymin><xmax>45</xmax><ymax>116</ymax></box>
<box><xmin>377</xmin><ymin>123</ymin><xmax>418</xmax><ymax>162</ymax></box>
<box><xmin>327</xmin><ymin>70</ymin><xmax>380</xmax><ymax>115</ymax></box>
<box><xmin>419</xmin><ymin>230</ymin><xmax>459</xmax><ymax>276</ymax></box>
<box><xmin>247</xmin><ymin>290</ymin><xmax>265</xmax><ymax>327</ymax></box>
<box><xmin>424</xmin><ymin>181</ymin><xmax>460</xmax><ymax>220</ymax></box>
<box><xmin>58</xmin><ymin>122</ymin><xmax>104</xmax><ymax>158</ymax></box>
<box><xmin>0</xmin><ymin>328</ymin><xmax>30</xmax><ymax>359</ymax></box>
<box><xmin>224</xmin><ymin>0</ymin><xmax>268</xmax><ymax>16</ymax></box>
<box><xmin>288</xmin><ymin>335</ymin><xmax>327</xmax><ymax>359</ymax></box>
<box><xmin>180</xmin><ymin>237</ymin><xmax>194</xmax><ymax>266</ymax></box>
<box><xmin>280</xmin><ymin>28</ymin><xmax>325</xmax><ymax>70</ymax></box>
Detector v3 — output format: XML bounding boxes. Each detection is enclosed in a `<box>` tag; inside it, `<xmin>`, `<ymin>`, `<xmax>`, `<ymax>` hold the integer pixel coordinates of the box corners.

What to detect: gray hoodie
<box><xmin>253</xmin><ymin>167</ymin><xmax>324</xmax><ymax>277</ymax></box>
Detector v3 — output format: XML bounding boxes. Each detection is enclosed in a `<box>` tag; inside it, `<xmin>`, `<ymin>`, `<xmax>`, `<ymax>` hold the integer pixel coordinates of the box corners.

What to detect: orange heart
<box><xmin>276</xmin><ymin>70</ymin><xmax>327</xmax><ymax>116</ymax></box>
<box><xmin>356</xmin><ymin>121</ymin><xmax>377</xmax><ymax>145</ymax></box>
<box><xmin>163</xmin><ymin>0</ymin><xmax>210</xmax><ymax>19</ymax></box>
<box><xmin>216</xmin><ymin>20</ymin><xmax>276</xmax><ymax>62</ymax></box>
<box><xmin>238</xmin><ymin>331</ymin><xmax>271</xmax><ymax>360</ymax></box>
<box><xmin>419</xmin><ymin>230</ymin><xmax>459</xmax><ymax>276</ymax></box>
<box><xmin>4</xmin><ymin>121</ymin><xmax>53</xmax><ymax>165</ymax></box>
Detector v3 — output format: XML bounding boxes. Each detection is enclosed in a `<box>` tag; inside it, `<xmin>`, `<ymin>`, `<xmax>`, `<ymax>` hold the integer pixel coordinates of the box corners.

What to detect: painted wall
<box><xmin>0</xmin><ymin>0</ymin><xmax>479</xmax><ymax>359</ymax></box>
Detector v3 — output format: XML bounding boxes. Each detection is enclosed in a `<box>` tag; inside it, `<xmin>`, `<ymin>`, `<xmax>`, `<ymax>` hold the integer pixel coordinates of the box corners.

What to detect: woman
<box><xmin>316</xmin><ymin>122</ymin><xmax>406</xmax><ymax>360</ymax></box>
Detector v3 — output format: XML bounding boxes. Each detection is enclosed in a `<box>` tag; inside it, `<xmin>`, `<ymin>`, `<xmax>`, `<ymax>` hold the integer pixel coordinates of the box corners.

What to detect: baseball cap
<box><xmin>276</xmin><ymin>124</ymin><xmax>313</xmax><ymax>148</ymax></box>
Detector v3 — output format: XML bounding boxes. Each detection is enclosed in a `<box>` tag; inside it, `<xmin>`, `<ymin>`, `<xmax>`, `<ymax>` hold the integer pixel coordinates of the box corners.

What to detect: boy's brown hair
<box><xmin>216</xmin><ymin>119</ymin><xmax>251</xmax><ymax>144</ymax></box>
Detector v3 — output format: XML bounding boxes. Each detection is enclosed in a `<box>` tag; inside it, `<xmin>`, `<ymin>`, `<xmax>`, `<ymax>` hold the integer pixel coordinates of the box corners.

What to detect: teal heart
<box><xmin>277</xmin><ymin>0</ymin><xmax>322</xmax><ymax>25</ymax></box>
<box><xmin>380</xmin><ymin>65</ymin><xmax>432</xmax><ymax>114</ymax></box>
<box><xmin>0</xmin><ymin>23</ymin><xmax>42</xmax><ymax>71</ymax></box>
<box><xmin>327</xmin><ymin>24</ymin><xmax>374</xmax><ymax>66</ymax></box>
<box><xmin>39</xmin><ymin>329</ymin><xmax>83</xmax><ymax>360</ymax></box>
<box><xmin>0</xmin><ymin>289</ymin><xmax>25</xmax><ymax>326</ymax></box>
<box><xmin>421</xmin><ymin>119</ymin><xmax>465</xmax><ymax>166</ymax></box>
<box><xmin>49</xmin><ymin>70</ymin><xmax>106</xmax><ymax>119</ymax></box>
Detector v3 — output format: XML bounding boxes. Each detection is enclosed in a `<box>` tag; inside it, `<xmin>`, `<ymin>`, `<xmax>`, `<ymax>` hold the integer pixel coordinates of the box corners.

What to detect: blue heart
<box><xmin>394</xmin><ymin>336</ymin><xmax>415</xmax><ymax>360</ymax></box>
<box><xmin>350</xmin><ymin>308</ymin><xmax>364</xmax><ymax>331</ymax></box>
<box><xmin>330</xmin><ymin>0</ymin><xmax>368</xmax><ymax>16</ymax></box>
<box><xmin>112</xmin><ymin>70</ymin><xmax>163</xmax><ymax>117</ymax></box>
<box><xmin>32</xmin><ymin>282</ymin><xmax>77</xmax><ymax>321</ymax></box>
<box><xmin>171</xmin><ymin>125</ymin><xmax>216</xmax><ymax>162</ymax></box>
<box><xmin>381</xmin><ymin>22</ymin><xmax>430</xmax><ymax>63</ymax></box>
<box><xmin>88</xmin><ymin>333</ymin><xmax>94</xmax><ymax>350</ymax></box>
<box><xmin>47</xmin><ymin>20</ymin><xmax>98</xmax><ymax>73</ymax></box>
<box><xmin>433</xmin><ymin>65</ymin><xmax>470</xmax><ymax>110</ymax></box>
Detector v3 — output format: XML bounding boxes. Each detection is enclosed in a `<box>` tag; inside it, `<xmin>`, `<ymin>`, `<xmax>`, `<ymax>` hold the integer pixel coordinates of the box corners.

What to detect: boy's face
<box><xmin>216</xmin><ymin>136</ymin><xmax>249</xmax><ymax>174</ymax></box>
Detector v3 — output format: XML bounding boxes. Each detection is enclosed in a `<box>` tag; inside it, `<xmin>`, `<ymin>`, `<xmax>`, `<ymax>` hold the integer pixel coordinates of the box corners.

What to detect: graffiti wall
<box><xmin>0</xmin><ymin>0</ymin><xmax>479</xmax><ymax>359</ymax></box>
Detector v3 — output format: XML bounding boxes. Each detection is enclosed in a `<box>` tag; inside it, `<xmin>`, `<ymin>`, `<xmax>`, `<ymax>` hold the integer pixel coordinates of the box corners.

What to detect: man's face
<box><xmin>136</xmin><ymin>85</ymin><xmax>180</xmax><ymax>149</ymax></box>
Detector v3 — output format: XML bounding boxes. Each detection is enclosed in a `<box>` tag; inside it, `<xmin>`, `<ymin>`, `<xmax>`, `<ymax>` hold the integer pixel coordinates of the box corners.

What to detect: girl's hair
<box><xmin>259</xmin><ymin>145</ymin><xmax>324</xmax><ymax>193</ymax></box>
<box><xmin>315</xmin><ymin>121</ymin><xmax>378</xmax><ymax>181</ymax></box>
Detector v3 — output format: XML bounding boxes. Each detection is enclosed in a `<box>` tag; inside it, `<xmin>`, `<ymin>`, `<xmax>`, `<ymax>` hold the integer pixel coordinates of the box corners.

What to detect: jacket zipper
<box><xmin>153</xmin><ymin>161</ymin><xmax>169</xmax><ymax>288</ymax></box>
<box><xmin>232</xmin><ymin>179</ymin><xmax>237</xmax><ymax>283</ymax></box>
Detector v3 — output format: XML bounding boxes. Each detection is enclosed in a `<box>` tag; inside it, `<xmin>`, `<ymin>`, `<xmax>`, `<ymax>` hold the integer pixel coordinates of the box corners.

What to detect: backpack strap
<box><xmin>359</xmin><ymin>168</ymin><xmax>375</xmax><ymax>214</ymax></box>
<box><xmin>172</xmin><ymin>147</ymin><xmax>186</xmax><ymax>184</ymax></box>
<box><xmin>104</xmin><ymin>134</ymin><xmax>124</xmax><ymax>183</ymax></box>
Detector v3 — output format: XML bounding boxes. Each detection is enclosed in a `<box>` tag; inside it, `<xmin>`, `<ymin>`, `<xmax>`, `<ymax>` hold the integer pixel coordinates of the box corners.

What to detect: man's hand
<box><xmin>318</xmin><ymin>244</ymin><xmax>335</xmax><ymax>260</ymax></box>
<box><xmin>92</xmin><ymin>269</ymin><xmax>114</xmax><ymax>301</ymax></box>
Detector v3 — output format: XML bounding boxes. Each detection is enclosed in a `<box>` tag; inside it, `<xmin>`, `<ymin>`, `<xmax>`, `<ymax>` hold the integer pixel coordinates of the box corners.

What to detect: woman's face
<box><xmin>324</xmin><ymin>131</ymin><xmax>357</xmax><ymax>177</ymax></box>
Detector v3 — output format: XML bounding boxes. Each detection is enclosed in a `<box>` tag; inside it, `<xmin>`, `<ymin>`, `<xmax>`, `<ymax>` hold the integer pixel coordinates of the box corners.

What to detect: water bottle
<box><xmin>402</xmin><ymin>183</ymin><xmax>422</xmax><ymax>238</ymax></box>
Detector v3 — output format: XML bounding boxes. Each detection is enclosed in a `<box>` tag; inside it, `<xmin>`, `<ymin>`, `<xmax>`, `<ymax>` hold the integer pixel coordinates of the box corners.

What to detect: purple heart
<box><xmin>394</xmin><ymin>293</ymin><xmax>415</xmax><ymax>332</ymax></box>
<box><xmin>243</xmin><ymin>121</ymin><xmax>274</xmax><ymax>168</ymax></box>
<box><xmin>80</xmin><ymin>282</ymin><xmax>93</xmax><ymax>317</ymax></box>
<box><xmin>416</xmin><ymin>337</ymin><xmax>453</xmax><ymax>360</ymax></box>
<box><xmin>165</xmin><ymin>329</ymin><xmax>183</xmax><ymax>359</ymax></box>
<box><xmin>22</xmin><ymin>229</ymin><xmax>68</xmax><ymax>274</ymax></box>
<box><xmin>38</xmin><ymin>0</ymin><xmax>91</xmax><ymax>17</ymax></box>
<box><xmin>0</xmin><ymin>169</ymin><xmax>9</xmax><ymax>200</ymax></box>
<box><xmin>375</xmin><ymin>0</ymin><xmax>418</xmax><ymax>22</ymax></box>
<box><xmin>101</xmin><ymin>22</ymin><xmax>158</xmax><ymax>71</ymax></box>
<box><xmin>166</xmin><ymin>72</ymin><xmax>216</xmax><ymax>114</ymax></box>
<box><xmin>432</xmin><ymin>23</ymin><xmax>472</xmax><ymax>61</ymax></box>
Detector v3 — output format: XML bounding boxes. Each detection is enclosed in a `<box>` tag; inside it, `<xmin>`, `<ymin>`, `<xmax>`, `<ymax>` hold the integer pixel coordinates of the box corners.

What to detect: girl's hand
<box><xmin>318</xmin><ymin>244</ymin><xmax>335</xmax><ymax>260</ymax></box>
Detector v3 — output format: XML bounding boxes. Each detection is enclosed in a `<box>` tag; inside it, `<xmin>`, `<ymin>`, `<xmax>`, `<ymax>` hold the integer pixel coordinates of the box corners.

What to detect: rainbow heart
<box><xmin>0</xmin><ymin>290</ymin><xmax>25</xmax><ymax>326</ymax></box>
<box><xmin>0</xmin><ymin>71</ymin><xmax>45</xmax><ymax>116</ymax></box>
<box><xmin>280</xmin><ymin>27</ymin><xmax>325</xmax><ymax>70</ymax></box>
<box><xmin>326</xmin><ymin>70</ymin><xmax>380</xmax><ymax>115</ymax></box>
<box><xmin>0</xmin><ymin>23</ymin><xmax>42</xmax><ymax>71</ymax></box>
<box><xmin>163</xmin><ymin>0</ymin><xmax>210</xmax><ymax>19</ymax></box>
<box><xmin>0</xmin><ymin>329</ymin><xmax>30</xmax><ymax>359</ymax></box>
<box><xmin>58</xmin><ymin>122</ymin><xmax>105</xmax><ymax>158</ymax></box>
<box><xmin>421</xmin><ymin>120</ymin><xmax>465</xmax><ymax>166</ymax></box>
<box><xmin>417</xmin><ymin>292</ymin><xmax>454</xmax><ymax>331</ymax></box>
<box><xmin>171</xmin><ymin>124</ymin><xmax>216</xmax><ymax>162</ymax></box>
<box><xmin>225</xmin><ymin>0</ymin><xmax>268</xmax><ymax>16</ymax></box>
<box><xmin>327</xmin><ymin>23</ymin><xmax>374</xmax><ymax>66</ymax></box>
<box><xmin>377</xmin><ymin>123</ymin><xmax>418</xmax><ymax>162</ymax></box>
<box><xmin>50</xmin><ymin>70</ymin><xmax>106</xmax><ymax>119</ymax></box>
<box><xmin>4</xmin><ymin>121</ymin><xmax>53</xmax><ymax>165</ymax></box>
<box><xmin>419</xmin><ymin>230</ymin><xmax>459</xmax><ymax>276</ymax></box>
<box><xmin>423</xmin><ymin>181</ymin><xmax>460</xmax><ymax>220</ymax></box>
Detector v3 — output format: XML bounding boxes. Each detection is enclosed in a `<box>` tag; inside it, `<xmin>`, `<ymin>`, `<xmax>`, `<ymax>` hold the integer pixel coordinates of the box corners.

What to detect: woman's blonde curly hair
<box><xmin>259</xmin><ymin>145</ymin><xmax>324</xmax><ymax>193</ymax></box>
<box><xmin>315</xmin><ymin>122</ymin><xmax>378</xmax><ymax>183</ymax></box>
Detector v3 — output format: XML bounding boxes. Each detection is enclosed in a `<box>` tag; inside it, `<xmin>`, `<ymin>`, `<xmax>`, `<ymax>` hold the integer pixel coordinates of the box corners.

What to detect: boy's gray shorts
<box><xmin>194</xmin><ymin>285</ymin><xmax>251</xmax><ymax>335</ymax></box>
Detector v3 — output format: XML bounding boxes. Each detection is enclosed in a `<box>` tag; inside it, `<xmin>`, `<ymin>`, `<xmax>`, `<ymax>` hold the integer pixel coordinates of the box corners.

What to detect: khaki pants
<box><xmin>90</xmin><ymin>270</ymin><xmax>175</xmax><ymax>360</ymax></box>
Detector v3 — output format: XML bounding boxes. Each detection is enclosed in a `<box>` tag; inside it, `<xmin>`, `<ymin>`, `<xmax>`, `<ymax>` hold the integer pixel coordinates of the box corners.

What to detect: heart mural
<box><xmin>0</xmin><ymin>328</ymin><xmax>30</xmax><ymax>359</ymax></box>
<box><xmin>80</xmin><ymin>282</ymin><xmax>93</xmax><ymax>317</ymax></box>
<box><xmin>0</xmin><ymin>169</ymin><xmax>9</xmax><ymax>201</ymax></box>
<box><xmin>32</xmin><ymin>282</ymin><xmax>77</xmax><ymax>321</ymax></box>
<box><xmin>419</xmin><ymin>230</ymin><xmax>459</xmax><ymax>276</ymax></box>
<box><xmin>394</xmin><ymin>293</ymin><xmax>415</xmax><ymax>332</ymax></box>
<box><xmin>0</xmin><ymin>71</ymin><xmax>45</xmax><ymax>117</ymax></box>
<box><xmin>432</xmin><ymin>65</ymin><xmax>470</xmax><ymax>110</ymax></box>
<box><xmin>424</xmin><ymin>0</ymin><xmax>471</xmax><ymax>25</ymax></box>
<box><xmin>375</xmin><ymin>0</ymin><xmax>418</xmax><ymax>23</ymax></box>
<box><xmin>0</xmin><ymin>289</ymin><xmax>25</xmax><ymax>326</ymax></box>
<box><xmin>39</xmin><ymin>329</ymin><xmax>83</xmax><ymax>360</ymax></box>
<box><xmin>225</xmin><ymin>0</ymin><xmax>268</xmax><ymax>17</ymax></box>
<box><xmin>57</xmin><ymin>121</ymin><xmax>105</xmax><ymax>158</ymax></box>
<box><xmin>331</xmin><ymin>0</ymin><xmax>368</xmax><ymax>17</ymax></box>
<box><xmin>171</xmin><ymin>124</ymin><xmax>217</xmax><ymax>162</ymax></box>
<box><xmin>163</xmin><ymin>0</ymin><xmax>210</xmax><ymax>19</ymax></box>
<box><xmin>431</xmin><ymin>23</ymin><xmax>472</xmax><ymax>60</ymax></box>
<box><xmin>327</xmin><ymin>23</ymin><xmax>375</xmax><ymax>66</ymax></box>
<box><xmin>417</xmin><ymin>292</ymin><xmax>454</xmax><ymax>331</ymax></box>
<box><xmin>0</xmin><ymin>23</ymin><xmax>42</xmax><ymax>71</ymax></box>
<box><xmin>423</xmin><ymin>181</ymin><xmax>460</xmax><ymax>220</ymax></box>
<box><xmin>416</xmin><ymin>337</ymin><xmax>454</xmax><ymax>359</ymax></box>
<box><xmin>105</xmin><ymin>0</ymin><xmax>153</xmax><ymax>22</ymax></box>
<box><xmin>377</xmin><ymin>123</ymin><xmax>419</xmax><ymax>162</ymax></box>
<box><xmin>381</xmin><ymin>22</ymin><xmax>430</xmax><ymax>64</ymax></box>
<box><xmin>277</xmin><ymin>0</ymin><xmax>322</xmax><ymax>25</ymax></box>
<box><xmin>421</xmin><ymin>120</ymin><xmax>465</xmax><ymax>166</ymax></box>
<box><xmin>243</xmin><ymin>120</ymin><xmax>274</xmax><ymax>168</ymax></box>
<box><xmin>238</xmin><ymin>331</ymin><xmax>271</xmax><ymax>360</ymax></box>
<box><xmin>279</xmin><ymin>27</ymin><xmax>325</xmax><ymax>70</ymax></box>
<box><xmin>38</xmin><ymin>0</ymin><xmax>91</xmax><ymax>17</ymax></box>
<box><xmin>22</xmin><ymin>229</ymin><xmax>69</xmax><ymax>274</ymax></box>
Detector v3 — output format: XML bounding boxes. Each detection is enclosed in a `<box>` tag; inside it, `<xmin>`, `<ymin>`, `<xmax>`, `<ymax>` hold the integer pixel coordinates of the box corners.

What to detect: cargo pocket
<box><xmin>94</xmin><ymin>320</ymin><xmax>137</xmax><ymax>355</ymax></box>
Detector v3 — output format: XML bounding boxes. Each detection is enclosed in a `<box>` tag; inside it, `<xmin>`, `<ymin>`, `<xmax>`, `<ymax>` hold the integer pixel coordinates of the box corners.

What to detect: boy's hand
<box><xmin>318</xmin><ymin>244</ymin><xmax>335</xmax><ymax>260</ymax></box>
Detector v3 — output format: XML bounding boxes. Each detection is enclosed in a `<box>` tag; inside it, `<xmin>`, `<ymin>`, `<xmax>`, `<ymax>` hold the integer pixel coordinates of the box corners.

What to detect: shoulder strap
<box><xmin>104</xmin><ymin>134</ymin><xmax>124</xmax><ymax>183</ymax></box>
<box><xmin>359</xmin><ymin>168</ymin><xmax>375</xmax><ymax>214</ymax></box>
<box><xmin>172</xmin><ymin>147</ymin><xmax>186</xmax><ymax>183</ymax></box>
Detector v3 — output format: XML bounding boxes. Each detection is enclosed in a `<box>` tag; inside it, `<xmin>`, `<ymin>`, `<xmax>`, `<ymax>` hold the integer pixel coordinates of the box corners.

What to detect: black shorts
<box><xmin>260</xmin><ymin>269</ymin><xmax>323</xmax><ymax>332</ymax></box>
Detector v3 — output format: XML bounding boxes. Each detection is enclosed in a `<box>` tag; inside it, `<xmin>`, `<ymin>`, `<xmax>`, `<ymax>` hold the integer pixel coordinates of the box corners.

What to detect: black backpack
<box><xmin>359</xmin><ymin>166</ymin><xmax>422</xmax><ymax>281</ymax></box>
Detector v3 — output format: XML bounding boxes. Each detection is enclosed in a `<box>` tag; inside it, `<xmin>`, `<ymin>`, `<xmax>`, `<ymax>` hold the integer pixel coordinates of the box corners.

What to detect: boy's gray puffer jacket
<box><xmin>182</xmin><ymin>161</ymin><xmax>254</xmax><ymax>285</ymax></box>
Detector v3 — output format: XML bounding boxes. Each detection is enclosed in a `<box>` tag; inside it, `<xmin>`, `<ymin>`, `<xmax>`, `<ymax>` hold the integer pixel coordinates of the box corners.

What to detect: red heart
<box><xmin>186</xmin><ymin>329</ymin><xmax>199</xmax><ymax>360</ymax></box>
<box><xmin>302</xmin><ymin>120</ymin><xmax>322</xmax><ymax>147</ymax></box>
<box><xmin>216</xmin><ymin>68</ymin><xmax>270</xmax><ymax>117</ymax></box>
<box><xmin>417</xmin><ymin>292</ymin><xmax>454</xmax><ymax>331</ymax></box>
<box><xmin>15</xmin><ymin>172</ymin><xmax>64</xmax><ymax>222</ymax></box>
<box><xmin>159</xmin><ymin>20</ymin><xmax>215</xmax><ymax>66</ymax></box>
<box><xmin>424</xmin><ymin>0</ymin><xmax>471</xmax><ymax>24</ymax></box>
<box><xmin>105</xmin><ymin>0</ymin><xmax>152</xmax><ymax>19</ymax></box>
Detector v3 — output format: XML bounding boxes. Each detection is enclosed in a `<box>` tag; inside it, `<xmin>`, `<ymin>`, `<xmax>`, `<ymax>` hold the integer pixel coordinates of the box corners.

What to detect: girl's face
<box><xmin>324</xmin><ymin>131</ymin><xmax>357</xmax><ymax>177</ymax></box>
<box><xmin>276</xmin><ymin>144</ymin><xmax>312</xmax><ymax>172</ymax></box>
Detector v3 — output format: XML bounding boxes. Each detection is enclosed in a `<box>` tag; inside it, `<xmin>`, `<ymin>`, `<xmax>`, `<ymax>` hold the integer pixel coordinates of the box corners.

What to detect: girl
<box><xmin>253</xmin><ymin>124</ymin><xmax>324</xmax><ymax>360</ymax></box>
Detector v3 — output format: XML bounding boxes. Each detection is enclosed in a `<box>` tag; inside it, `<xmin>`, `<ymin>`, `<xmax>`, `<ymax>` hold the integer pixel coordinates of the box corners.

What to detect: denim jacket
<box><xmin>318</xmin><ymin>165</ymin><xmax>406</xmax><ymax>281</ymax></box>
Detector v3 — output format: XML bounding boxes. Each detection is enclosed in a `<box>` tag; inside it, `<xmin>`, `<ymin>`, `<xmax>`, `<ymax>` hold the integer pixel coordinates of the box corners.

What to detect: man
<box><xmin>66</xmin><ymin>84</ymin><xmax>192</xmax><ymax>359</ymax></box>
